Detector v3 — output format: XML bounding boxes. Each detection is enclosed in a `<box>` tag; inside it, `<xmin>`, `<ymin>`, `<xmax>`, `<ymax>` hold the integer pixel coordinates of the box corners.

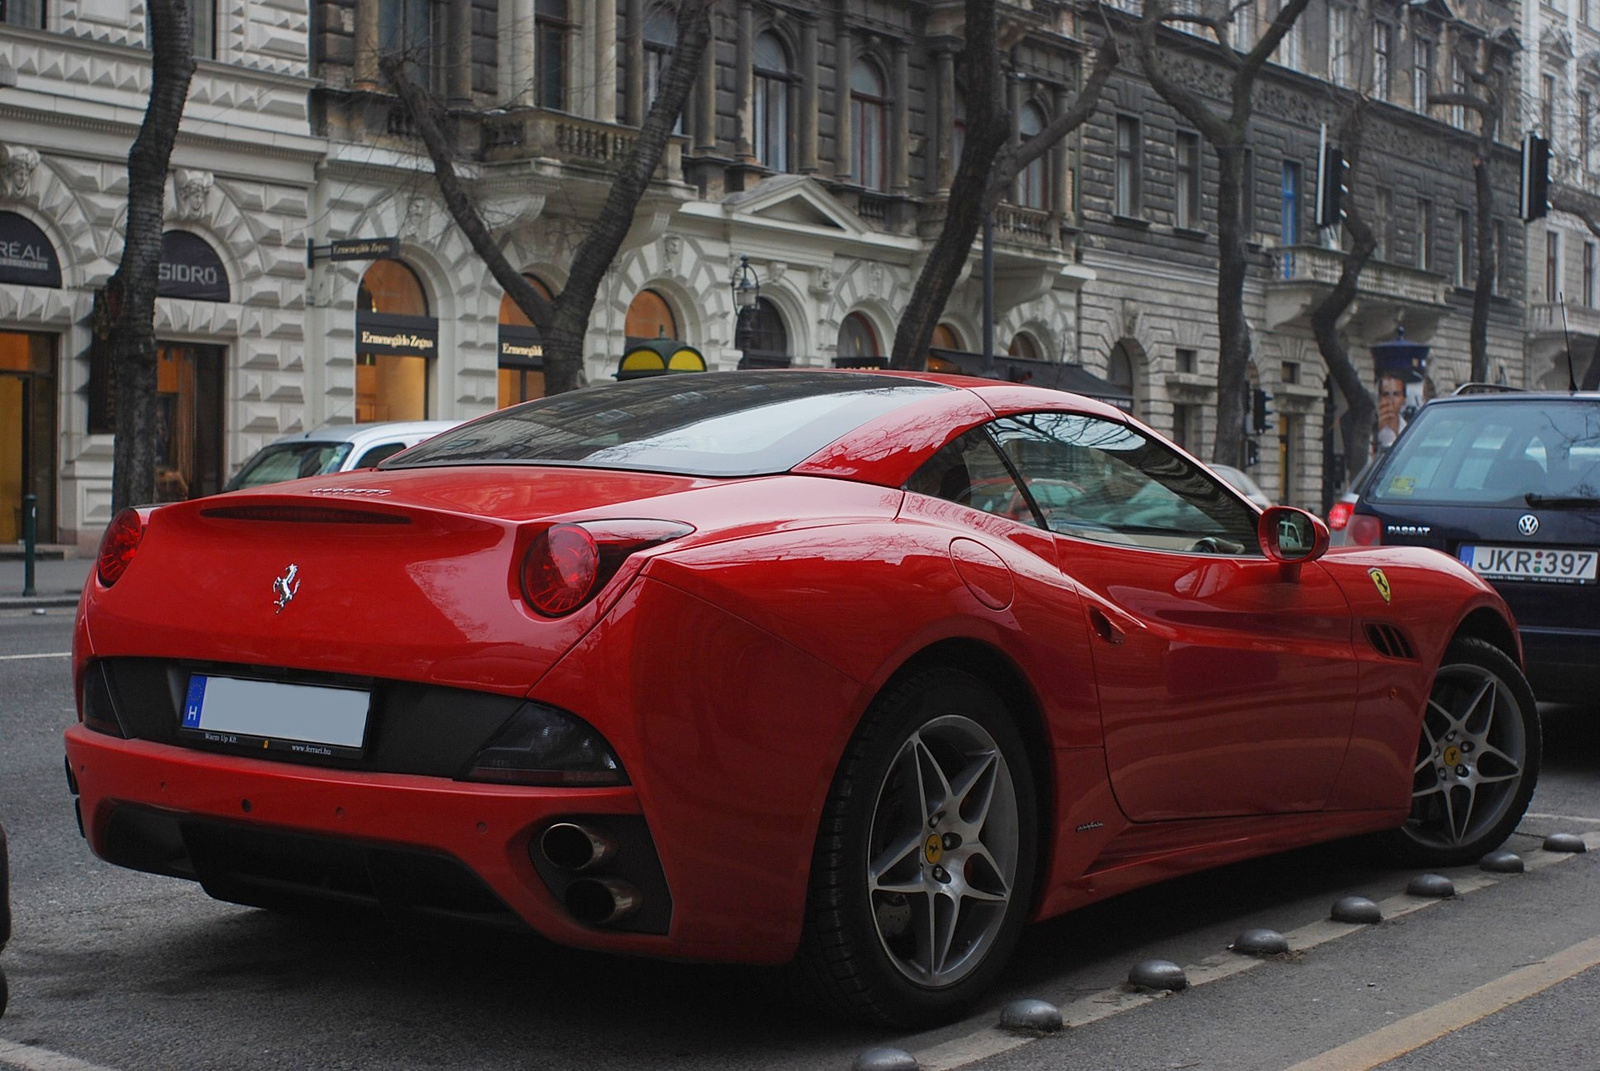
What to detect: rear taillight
<box><xmin>519</xmin><ymin>519</ymin><xmax>693</xmax><ymax>617</ymax></box>
<box><xmin>96</xmin><ymin>509</ymin><xmax>146</xmax><ymax>587</ymax></box>
<box><xmin>1327</xmin><ymin>501</ymin><xmax>1354</xmax><ymax>530</ymax></box>
<box><xmin>1347</xmin><ymin>513</ymin><xmax>1383</xmax><ymax>546</ymax></box>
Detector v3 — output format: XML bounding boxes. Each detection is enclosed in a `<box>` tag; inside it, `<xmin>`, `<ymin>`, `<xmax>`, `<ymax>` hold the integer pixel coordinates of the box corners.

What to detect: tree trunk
<box><xmin>1308</xmin><ymin>102</ymin><xmax>1378</xmax><ymax>480</ymax></box>
<box><xmin>108</xmin><ymin>0</ymin><xmax>195</xmax><ymax>511</ymax></box>
<box><xmin>387</xmin><ymin>0</ymin><xmax>714</xmax><ymax>396</ymax></box>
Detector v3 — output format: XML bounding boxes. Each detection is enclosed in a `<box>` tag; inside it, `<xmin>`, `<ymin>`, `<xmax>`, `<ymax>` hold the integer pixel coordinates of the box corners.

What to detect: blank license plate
<box><xmin>181</xmin><ymin>675</ymin><xmax>369</xmax><ymax>757</ymax></box>
<box><xmin>1459</xmin><ymin>545</ymin><xmax>1598</xmax><ymax>584</ymax></box>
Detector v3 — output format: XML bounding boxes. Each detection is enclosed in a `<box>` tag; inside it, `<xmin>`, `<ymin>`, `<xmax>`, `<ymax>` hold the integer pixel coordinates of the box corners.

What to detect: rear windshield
<box><xmin>384</xmin><ymin>372</ymin><xmax>951</xmax><ymax>477</ymax></box>
<box><xmin>1368</xmin><ymin>398</ymin><xmax>1600</xmax><ymax>506</ymax></box>
<box><xmin>225</xmin><ymin>442</ymin><xmax>353</xmax><ymax>491</ymax></box>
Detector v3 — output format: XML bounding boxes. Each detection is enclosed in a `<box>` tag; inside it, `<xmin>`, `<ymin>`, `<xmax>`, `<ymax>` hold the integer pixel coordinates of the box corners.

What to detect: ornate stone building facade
<box><xmin>0</xmin><ymin>0</ymin><xmax>1531</xmax><ymax>549</ymax></box>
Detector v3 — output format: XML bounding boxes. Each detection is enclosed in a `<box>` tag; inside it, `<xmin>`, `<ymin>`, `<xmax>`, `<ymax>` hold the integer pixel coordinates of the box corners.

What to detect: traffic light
<box><xmin>1244</xmin><ymin>439</ymin><xmax>1261</xmax><ymax>468</ymax></box>
<box><xmin>1521</xmin><ymin>133</ymin><xmax>1551</xmax><ymax>222</ymax></box>
<box><xmin>1251</xmin><ymin>388</ymin><xmax>1274</xmax><ymax>435</ymax></box>
<box><xmin>1316</xmin><ymin>143</ymin><xmax>1348</xmax><ymax>229</ymax></box>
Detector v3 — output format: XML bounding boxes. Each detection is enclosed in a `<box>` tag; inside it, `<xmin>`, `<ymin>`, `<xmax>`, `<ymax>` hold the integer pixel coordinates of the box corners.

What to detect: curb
<box><xmin>0</xmin><ymin>595</ymin><xmax>80</xmax><ymax>610</ymax></box>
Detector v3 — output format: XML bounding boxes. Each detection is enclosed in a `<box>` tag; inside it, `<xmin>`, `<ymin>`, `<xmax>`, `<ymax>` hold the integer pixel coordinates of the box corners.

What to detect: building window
<box><xmin>356</xmin><ymin>259</ymin><xmax>434</xmax><ymax>423</ymax></box>
<box><xmin>1413</xmin><ymin>37</ymin><xmax>1433</xmax><ymax>113</ymax></box>
<box><xmin>1276</xmin><ymin>15</ymin><xmax>1302</xmax><ymax>71</ymax></box>
<box><xmin>851</xmin><ymin>59</ymin><xmax>888</xmax><ymax>192</ymax></box>
<box><xmin>0</xmin><ymin>0</ymin><xmax>44</xmax><ymax>28</ymax></box>
<box><xmin>1234</xmin><ymin>0</ymin><xmax>1256</xmax><ymax>48</ymax></box>
<box><xmin>1542</xmin><ymin>73</ymin><xmax>1557</xmax><ymax>137</ymax></box>
<box><xmin>1115</xmin><ymin>115</ymin><xmax>1142</xmax><ymax>217</ymax></box>
<box><xmin>537</xmin><ymin>0</ymin><xmax>569</xmax><ymax>110</ymax></box>
<box><xmin>1449</xmin><ymin>56</ymin><xmax>1467</xmax><ymax>128</ymax></box>
<box><xmin>1175</xmin><ymin>347</ymin><xmax>1197</xmax><ymax>374</ymax></box>
<box><xmin>644</xmin><ymin>6</ymin><xmax>678</xmax><ymax>130</ymax></box>
<box><xmin>1583</xmin><ymin>91</ymin><xmax>1594</xmax><ymax>173</ymax></box>
<box><xmin>753</xmin><ymin>32</ymin><xmax>793</xmax><ymax>173</ymax></box>
<box><xmin>1173</xmin><ymin>404</ymin><xmax>1202</xmax><ymax>453</ymax></box>
<box><xmin>380</xmin><ymin>0</ymin><xmax>444</xmax><ymax>90</ymax></box>
<box><xmin>1586</xmin><ymin>242</ymin><xmax>1597</xmax><ymax>307</ymax></box>
<box><xmin>837</xmin><ymin>312</ymin><xmax>881</xmax><ymax>360</ymax></box>
<box><xmin>1375</xmin><ymin>186</ymin><xmax>1391</xmax><ymax>260</ymax></box>
<box><xmin>1547</xmin><ymin>230</ymin><xmax>1561</xmax><ymax>302</ymax></box>
<box><xmin>1417</xmin><ymin>199</ymin><xmax>1433</xmax><ymax>272</ymax></box>
<box><xmin>1278</xmin><ymin>413</ymin><xmax>1298</xmax><ymax>503</ymax></box>
<box><xmin>1455</xmin><ymin>209</ymin><xmax>1471</xmax><ymax>287</ymax></box>
<box><xmin>1373</xmin><ymin>23</ymin><xmax>1392</xmax><ymax>101</ymax></box>
<box><xmin>498</xmin><ymin>275</ymin><xmax>551</xmax><ymax>408</ymax></box>
<box><xmin>625</xmin><ymin>288</ymin><xmax>678</xmax><ymax>342</ymax></box>
<box><xmin>1176</xmin><ymin>131</ymin><xmax>1201</xmax><ymax>229</ymax></box>
<box><xmin>1329</xmin><ymin>5</ymin><xmax>1351</xmax><ymax>87</ymax></box>
<box><xmin>189</xmin><ymin>0</ymin><xmax>215</xmax><ymax>59</ymax></box>
<box><xmin>1281</xmin><ymin>161</ymin><xmax>1301</xmax><ymax>246</ymax></box>
<box><xmin>1493</xmin><ymin>219</ymin><xmax>1506</xmax><ymax>295</ymax></box>
<box><xmin>1018</xmin><ymin>102</ymin><xmax>1049</xmax><ymax>209</ymax></box>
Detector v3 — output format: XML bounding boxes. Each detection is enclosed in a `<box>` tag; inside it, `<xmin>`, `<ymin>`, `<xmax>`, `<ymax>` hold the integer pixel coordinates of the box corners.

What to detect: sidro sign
<box><xmin>158</xmin><ymin>231</ymin><xmax>230</xmax><ymax>302</ymax></box>
<box><xmin>0</xmin><ymin>211</ymin><xmax>63</xmax><ymax>288</ymax></box>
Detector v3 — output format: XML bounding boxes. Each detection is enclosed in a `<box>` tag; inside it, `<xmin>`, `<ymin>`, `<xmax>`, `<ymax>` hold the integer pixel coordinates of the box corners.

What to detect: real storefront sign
<box><xmin>0</xmin><ymin>211</ymin><xmax>63</xmax><ymax>288</ymax></box>
<box><xmin>158</xmin><ymin>231</ymin><xmax>230</xmax><ymax>302</ymax></box>
<box><xmin>357</xmin><ymin>312</ymin><xmax>438</xmax><ymax>358</ymax></box>
<box><xmin>498</xmin><ymin>323</ymin><xmax>544</xmax><ymax>365</ymax></box>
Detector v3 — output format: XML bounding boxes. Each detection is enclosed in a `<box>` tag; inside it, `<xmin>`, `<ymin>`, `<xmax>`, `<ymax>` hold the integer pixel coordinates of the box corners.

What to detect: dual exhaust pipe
<box><xmin>537</xmin><ymin>821</ymin><xmax>641</xmax><ymax>926</ymax></box>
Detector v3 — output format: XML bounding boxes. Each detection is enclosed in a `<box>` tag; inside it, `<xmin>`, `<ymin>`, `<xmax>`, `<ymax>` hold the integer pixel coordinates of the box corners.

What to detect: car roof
<box><xmin>1425</xmin><ymin>390</ymin><xmax>1600</xmax><ymax>405</ymax></box>
<box><xmin>265</xmin><ymin>420</ymin><xmax>462</xmax><ymax>448</ymax></box>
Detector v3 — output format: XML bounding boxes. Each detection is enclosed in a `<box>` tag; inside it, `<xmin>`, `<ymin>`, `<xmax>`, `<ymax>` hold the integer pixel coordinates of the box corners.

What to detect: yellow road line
<box><xmin>1284</xmin><ymin>933</ymin><xmax>1600</xmax><ymax>1071</ymax></box>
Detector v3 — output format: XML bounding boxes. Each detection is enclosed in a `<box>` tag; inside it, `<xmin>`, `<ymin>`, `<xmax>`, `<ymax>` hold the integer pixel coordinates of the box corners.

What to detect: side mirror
<box><xmin>1258</xmin><ymin>506</ymin><xmax>1330</xmax><ymax>566</ymax></box>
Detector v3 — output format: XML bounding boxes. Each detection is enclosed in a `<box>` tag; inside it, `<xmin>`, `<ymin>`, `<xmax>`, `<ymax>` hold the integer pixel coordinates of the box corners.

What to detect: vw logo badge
<box><xmin>1517</xmin><ymin>514</ymin><xmax>1540</xmax><ymax>536</ymax></box>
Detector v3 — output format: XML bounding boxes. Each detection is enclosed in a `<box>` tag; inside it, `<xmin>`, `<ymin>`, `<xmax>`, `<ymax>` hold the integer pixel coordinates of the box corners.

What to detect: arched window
<box><xmin>1008</xmin><ymin>332</ymin><xmax>1043</xmax><ymax>361</ymax></box>
<box><xmin>536</xmin><ymin>0</ymin><xmax>568</xmax><ymax>110</ymax></box>
<box><xmin>626</xmin><ymin>288</ymin><xmax>679</xmax><ymax>342</ymax></box>
<box><xmin>754</xmin><ymin>32</ymin><xmax>793</xmax><ymax>172</ymax></box>
<box><xmin>356</xmin><ymin>259</ymin><xmax>434</xmax><ymax>422</ymax></box>
<box><xmin>1107</xmin><ymin>341</ymin><xmax>1139</xmax><ymax>415</ymax></box>
<box><xmin>837</xmin><ymin>312</ymin><xmax>881</xmax><ymax>361</ymax></box>
<box><xmin>927</xmin><ymin>323</ymin><xmax>965</xmax><ymax>373</ymax></box>
<box><xmin>1018</xmin><ymin>102</ymin><xmax>1049</xmax><ymax>210</ymax></box>
<box><xmin>498</xmin><ymin>275</ymin><xmax>552</xmax><ymax>407</ymax></box>
<box><xmin>736</xmin><ymin>297</ymin><xmax>791</xmax><ymax>368</ymax></box>
<box><xmin>851</xmin><ymin>59</ymin><xmax>888</xmax><ymax>191</ymax></box>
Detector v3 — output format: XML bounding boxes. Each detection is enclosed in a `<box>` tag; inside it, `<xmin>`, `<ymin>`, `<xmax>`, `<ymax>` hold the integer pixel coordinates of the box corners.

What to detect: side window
<box><xmin>352</xmin><ymin>442</ymin><xmax>410</xmax><ymax>469</ymax></box>
<box><xmin>989</xmin><ymin>412</ymin><xmax>1260</xmax><ymax>554</ymax></box>
<box><xmin>905</xmin><ymin>428</ymin><xmax>1041</xmax><ymax>526</ymax></box>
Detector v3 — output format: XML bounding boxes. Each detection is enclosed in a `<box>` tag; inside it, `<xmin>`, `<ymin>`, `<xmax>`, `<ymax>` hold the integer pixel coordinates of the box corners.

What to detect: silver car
<box><xmin>224</xmin><ymin>420</ymin><xmax>461</xmax><ymax>492</ymax></box>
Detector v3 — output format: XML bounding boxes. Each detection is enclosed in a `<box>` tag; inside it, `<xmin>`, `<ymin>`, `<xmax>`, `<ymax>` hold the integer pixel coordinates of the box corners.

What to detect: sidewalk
<box><xmin>0</xmin><ymin>549</ymin><xmax>92</xmax><ymax>610</ymax></box>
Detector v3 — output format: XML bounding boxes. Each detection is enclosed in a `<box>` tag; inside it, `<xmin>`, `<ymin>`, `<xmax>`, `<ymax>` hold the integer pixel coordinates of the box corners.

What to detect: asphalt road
<box><xmin>3</xmin><ymin>605</ymin><xmax>1598</xmax><ymax>1071</ymax></box>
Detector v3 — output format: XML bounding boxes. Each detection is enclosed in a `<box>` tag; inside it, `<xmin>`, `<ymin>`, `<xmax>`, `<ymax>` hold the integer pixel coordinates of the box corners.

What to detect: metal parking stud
<box><xmin>1480</xmin><ymin>849</ymin><xmax>1525</xmax><ymax>873</ymax></box>
<box><xmin>1330</xmin><ymin>896</ymin><xmax>1383</xmax><ymax>923</ymax></box>
<box><xmin>998</xmin><ymin>998</ymin><xmax>1064</xmax><ymax>1033</ymax></box>
<box><xmin>1406</xmin><ymin>874</ymin><xmax>1456</xmax><ymax>898</ymax></box>
<box><xmin>852</xmin><ymin>1047</ymin><xmax>920</xmax><ymax>1071</ymax></box>
<box><xmin>1128</xmin><ymin>959</ymin><xmax>1188</xmax><ymax>991</ymax></box>
<box><xmin>1543</xmin><ymin>833</ymin><xmax>1587</xmax><ymax>854</ymax></box>
<box><xmin>1230</xmin><ymin>928</ymin><xmax>1289</xmax><ymax>956</ymax></box>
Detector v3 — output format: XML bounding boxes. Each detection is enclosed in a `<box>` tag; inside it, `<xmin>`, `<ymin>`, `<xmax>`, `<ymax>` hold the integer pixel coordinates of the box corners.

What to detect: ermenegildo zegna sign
<box><xmin>499</xmin><ymin>323</ymin><xmax>544</xmax><ymax>364</ymax></box>
<box><xmin>0</xmin><ymin>211</ymin><xmax>63</xmax><ymax>288</ymax></box>
<box><xmin>158</xmin><ymin>231</ymin><xmax>230</xmax><ymax>302</ymax></box>
<box><xmin>357</xmin><ymin>311</ymin><xmax>438</xmax><ymax>358</ymax></box>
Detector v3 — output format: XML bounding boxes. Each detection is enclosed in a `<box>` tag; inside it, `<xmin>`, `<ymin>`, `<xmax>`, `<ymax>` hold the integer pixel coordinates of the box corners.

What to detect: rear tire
<box><xmin>1380</xmin><ymin>638</ymin><xmax>1540</xmax><ymax>868</ymax></box>
<box><xmin>794</xmin><ymin>668</ymin><xmax>1037</xmax><ymax>1026</ymax></box>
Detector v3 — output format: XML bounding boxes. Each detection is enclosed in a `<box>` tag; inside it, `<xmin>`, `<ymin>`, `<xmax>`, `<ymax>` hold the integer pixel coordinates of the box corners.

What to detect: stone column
<box><xmin>736</xmin><ymin>0</ymin><xmax>754</xmax><ymax>161</ymax></box>
<box><xmin>890</xmin><ymin>38</ymin><xmax>909</xmax><ymax>195</ymax></box>
<box><xmin>695</xmin><ymin>17</ymin><xmax>718</xmax><ymax>154</ymax></box>
<box><xmin>353</xmin><ymin>0</ymin><xmax>379</xmax><ymax>90</ymax></box>
<box><xmin>1006</xmin><ymin>73</ymin><xmax>1022</xmax><ymax>204</ymax></box>
<box><xmin>594</xmin><ymin>0</ymin><xmax>618</xmax><ymax>122</ymax></box>
<box><xmin>448</xmin><ymin>0</ymin><xmax>473</xmax><ymax>106</ymax></box>
<box><xmin>933</xmin><ymin>40</ymin><xmax>956</xmax><ymax>192</ymax></box>
<box><xmin>798</xmin><ymin>14</ymin><xmax>818</xmax><ymax>172</ymax></box>
<box><xmin>834</xmin><ymin>21</ymin><xmax>853</xmax><ymax>181</ymax></box>
<box><xmin>499</xmin><ymin>0</ymin><xmax>536</xmax><ymax>104</ymax></box>
<box><xmin>1052</xmin><ymin>82</ymin><xmax>1072</xmax><ymax>223</ymax></box>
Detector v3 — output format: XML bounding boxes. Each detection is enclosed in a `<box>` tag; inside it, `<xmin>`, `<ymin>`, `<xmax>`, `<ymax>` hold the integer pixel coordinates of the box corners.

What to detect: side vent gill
<box><xmin>1364</xmin><ymin>622</ymin><xmax>1417</xmax><ymax>660</ymax></box>
<box><xmin>200</xmin><ymin>505</ymin><xmax>411</xmax><ymax>525</ymax></box>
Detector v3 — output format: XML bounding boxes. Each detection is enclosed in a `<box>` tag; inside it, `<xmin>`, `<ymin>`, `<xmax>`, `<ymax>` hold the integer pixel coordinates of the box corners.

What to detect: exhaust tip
<box><xmin>540</xmin><ymin>822</ymin><xmax>617</xmax><ymax>872</ymax></box>
<box><xmin>564</xmin><ymin>878</ymin><xmax>642</xmax><ymax>926</ymax></box>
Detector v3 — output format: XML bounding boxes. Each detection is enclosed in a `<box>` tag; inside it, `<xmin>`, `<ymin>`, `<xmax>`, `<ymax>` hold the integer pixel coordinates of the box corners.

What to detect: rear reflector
<box><xmin>1347</xmin><ymin>513</ymin><xmax>1383</xmax><ymax>546</ymax></box>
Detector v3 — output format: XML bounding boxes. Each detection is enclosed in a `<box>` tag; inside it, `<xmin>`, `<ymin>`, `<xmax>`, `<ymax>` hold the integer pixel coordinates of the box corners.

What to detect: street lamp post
<box><xmin>731</xmin><ymin>255</ymin><xmax>760</xmax><ymax>354</ymax></box>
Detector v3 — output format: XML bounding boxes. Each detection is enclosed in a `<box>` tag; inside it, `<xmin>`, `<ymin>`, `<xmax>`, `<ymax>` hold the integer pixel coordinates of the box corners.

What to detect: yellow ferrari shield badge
<box><xmin>925</xmin><ymin>834</ymin><xmax>944</xmax><ymax>865</ymax></box>
<box><xmin>1369</xmin><ymin>567</ymin><xmax>1392</xmax><ymax>604</ymax></box>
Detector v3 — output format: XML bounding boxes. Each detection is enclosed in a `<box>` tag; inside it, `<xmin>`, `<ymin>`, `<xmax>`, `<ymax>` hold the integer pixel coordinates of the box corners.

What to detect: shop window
<box><xmin>734</xmin><ymin>297</ymin><xmax>790</xmax><ymax>368</ymax></box>
<box><xmin>154</xmin><ymin>343</ymin><xmax>224</xmax><ymax>502</ymax></box>
<box><xmin>0</xmin><ymin>331</ymin><xmax>56</xmax><ymax>543</ymax></box>
<box><xmin>625</xmin><ymin>288</ymin><xmax>678</xmax><ymax>343</ymax></box>
<box><xmin>357</xmin><ymin>259</ymin><xmax>435</xmax><ymax>422</ymax></box>
<box><xmin>1008</xmin><ymin>332</ymin><xmax>1043</xmax><ymax>361</ymax></box>
<box><xmin>836</xmin><ymin>312</ymin><xmax>881</xmax><ymax>363</ymax></box>
<box><xmin>499</xmin><ymin>274</ymin><xmax>551</xmax><ymax>407</ymax></box>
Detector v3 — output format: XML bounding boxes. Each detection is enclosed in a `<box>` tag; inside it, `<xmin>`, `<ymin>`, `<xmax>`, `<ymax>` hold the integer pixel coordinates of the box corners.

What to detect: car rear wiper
<box><xmin>1524</xmin><ymin>493</ymin><xmax>1600</xmax><ymax>508</ymax></box>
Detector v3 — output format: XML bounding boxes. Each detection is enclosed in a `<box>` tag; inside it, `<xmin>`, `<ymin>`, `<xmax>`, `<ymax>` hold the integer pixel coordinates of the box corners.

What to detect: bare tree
<box><xmin>100</xmin><ymin>0</ymin><xmax>195</xmax><ymax>510</ymax></box>
<box><xmin>1135</xmin><ymin>0</ymin><xmax>1314</xmax><ymax>466</ymax></box>
<box><xmin>384</xmin><ymin>0</ymin><xmax>715</xmax><ymax>395</ymax></box>
<box><xmin>1308</xmin><ymin>99</ymin><xmax>1379</xmax><ymax>477</ymax></box>
<box><xmin>1428</xmin><ymin>36</ymin><xmax>1509</xmax><ymax>384</ymax></box>
<box><xmin>889</xmin><ymin>9</ymin><xmax>1119</xmax><ymax>370</ymax></box>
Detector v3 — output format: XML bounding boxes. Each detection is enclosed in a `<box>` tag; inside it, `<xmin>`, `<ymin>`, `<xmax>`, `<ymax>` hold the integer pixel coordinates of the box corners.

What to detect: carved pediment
<box><xmin>723</xmin><ymin>175</ymin><xmax>870</xmax><ymax>238</ymax></box>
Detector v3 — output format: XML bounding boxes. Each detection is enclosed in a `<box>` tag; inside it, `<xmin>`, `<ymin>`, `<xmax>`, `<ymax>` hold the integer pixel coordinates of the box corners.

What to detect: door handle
<box><xmin>1088</xmin><ymin>606</ymin><xmax>1125</xmax><ymax>645</ymax></box>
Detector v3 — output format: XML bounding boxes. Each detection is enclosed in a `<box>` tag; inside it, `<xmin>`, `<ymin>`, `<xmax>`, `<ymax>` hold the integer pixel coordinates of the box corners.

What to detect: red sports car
<box><xmin>65</xmin><ymin>370</ymin><xmax>1539</xmax><ymax>1025</ymax></box>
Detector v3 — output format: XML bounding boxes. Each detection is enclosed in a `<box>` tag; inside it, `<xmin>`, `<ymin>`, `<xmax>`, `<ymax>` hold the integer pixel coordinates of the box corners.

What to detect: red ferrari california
<box><xmin>65</xmin><ymin>370</ymin><xmax>1539</xmax><ymax>1025</ymax></box>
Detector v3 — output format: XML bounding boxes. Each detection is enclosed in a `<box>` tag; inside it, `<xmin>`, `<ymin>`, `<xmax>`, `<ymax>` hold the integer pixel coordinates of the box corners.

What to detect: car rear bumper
<box><xmin>62</xmin><ymin>725</ymin><xmax>778</xmax><ymax>962</ymax></box>
<box><xmin>1520</xmin><ymin>626</ymin><xmax>1600</xmax><ymax>701</ymax></box>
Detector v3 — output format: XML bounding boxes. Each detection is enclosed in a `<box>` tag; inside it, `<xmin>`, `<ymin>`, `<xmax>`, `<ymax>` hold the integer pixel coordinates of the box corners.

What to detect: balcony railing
<box><xmin>1529</xmin><ymin>302</ymin><xmax>1600</xmax><ymax>336</ymax></box>
<box><xmin>480</xmin><ymin>109</ymin><xmax>684</xmax><ymax>174</ymax></box>
<box><xmin>1269</xmin><ymin>245</ymin><xmax>1447</xmax><ymax>306</ymax></box>
<box><xmin>916</xmin><ymin>200</ymin><xmax>1062</xmax><ymax>251</ymax></box>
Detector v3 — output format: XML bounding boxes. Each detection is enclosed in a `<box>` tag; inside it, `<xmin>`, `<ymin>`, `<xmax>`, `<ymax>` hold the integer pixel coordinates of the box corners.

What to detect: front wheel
<box><xmin>1380</xmin><ymin>637</ymin><xmax>1541</xmax><ymax>867</ymax></box>
<box><xmin>795</xmin><ymin>668</ymin><xmax>1038</xmax><ymax>1026</ymax></box>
